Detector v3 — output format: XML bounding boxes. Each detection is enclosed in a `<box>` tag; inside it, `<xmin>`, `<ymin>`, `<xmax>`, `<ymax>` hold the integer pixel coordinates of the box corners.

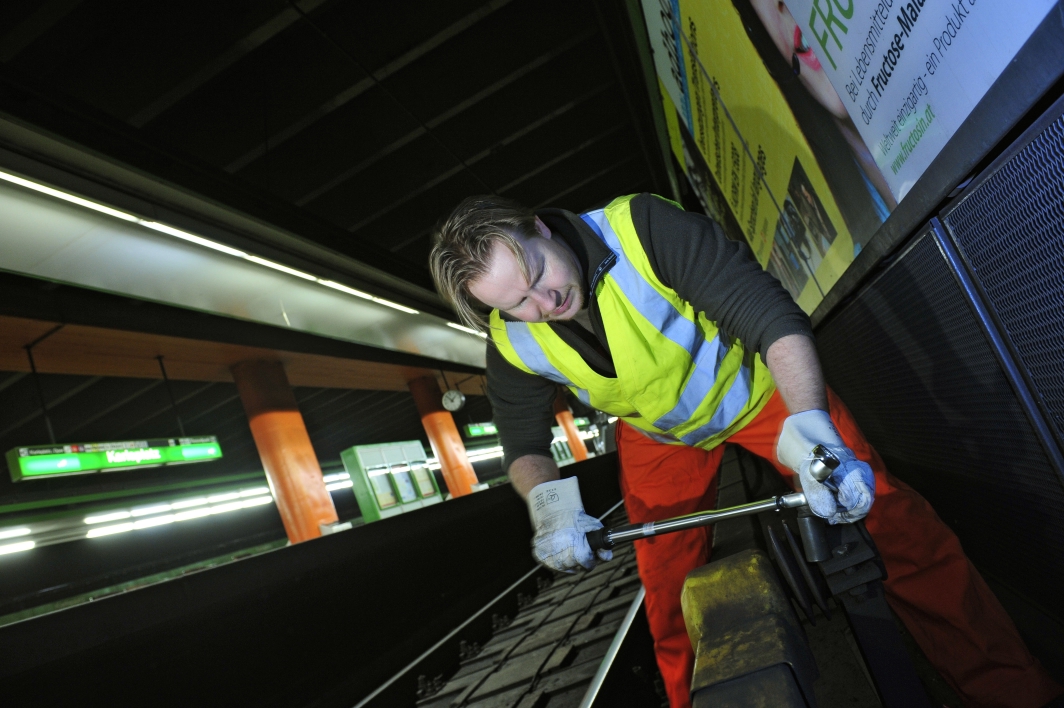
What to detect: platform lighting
<box><xmin>0</xmin><ymin>540</ymin><xmax>35</xmax><ymax>555</ymax></box>
<box><xmin>447</xmin><ymin>322</ymin><xmax>488</xmax><ymax>338</ymax></box>
<box><xmin>130</xmin><ymin>504</ymin><xmax>171</xmax><ymax>517</ymax></box>
<box><xmin>133</xmin><ymin>515</ymin><xmax>175</xmax><ymax>529</ymax></box>
<box><xmin>0</xmin><ymin>527</ymin><xmax>32</xmax><ymax>540</ymax></box>
<box><xmin>170</xmin><ymin>497</ymin><xmax>209</xmax><ymax>510</ymax></box>
<box><xmin>86</xmin><ymin>494</ymin><xmax>274</xmax><ymax>539</ymax></box>
<box><xmin>174</xmin><ymin>507</ymin><xmax>212</xmax><ymax>521</ymax></box>
<box><xmin>244</xmin><ymin>255</ymin><xmax>317</xmax><ymax>281</ymax></box>
<box><xmin>0</xmin><ymin>169</ymin><xmax>422</xmax><ymax>317</ymax></box>
<box><xmin>466</xmin><ymin>446</ymin><xmax>504</xmax><ymax>463</ymax></box>
<box><xmin>140</xmin><ymin>221</ymin><xmax>247</xmax><ymax>258</ymax></box>
<box><xmin>84</xmin><ymin>511</ymin><xmax>132</xmax><ymax>525</ymax></box>
<box><xmin>0</xmin><ymin>170</ymin><xmax>138</xmax><ymax>222</ymax></box>
<box><xmin>86</xmin><ymin>522</ymin><xmax>135</xmax><ymax>538</ymax></box>
<box><xmin>84</xmin><ymin>487</ymin><xmax>271</xmax><ymax>525</ymax></box>
<box><xmin>325</xmin><ymin>479</ymin><xmax>353</xmax><ymax>492</ymax></box>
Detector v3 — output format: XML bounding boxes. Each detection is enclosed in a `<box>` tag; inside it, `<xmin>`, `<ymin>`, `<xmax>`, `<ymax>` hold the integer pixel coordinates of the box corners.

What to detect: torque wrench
<box><xmin>586</xmin><ymin>492</ymin><xmax>807</xmax><ymax>551</ymax></box>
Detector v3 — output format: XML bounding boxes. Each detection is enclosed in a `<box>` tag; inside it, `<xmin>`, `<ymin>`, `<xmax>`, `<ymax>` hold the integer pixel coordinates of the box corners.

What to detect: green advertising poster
<box><xmin>640</xmin><ymin>0</ymin><xmax>898</xmax><ymax>312</ymax></box>
<box><xmin>6</xmin><ymin>437</ymin><xmax>223</xmax><ymax>482</ymax></box>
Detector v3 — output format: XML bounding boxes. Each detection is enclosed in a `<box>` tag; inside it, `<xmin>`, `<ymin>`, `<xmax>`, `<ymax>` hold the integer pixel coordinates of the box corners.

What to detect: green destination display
<box><xmin>6</xmin><ymin>437</ymin><xmax>223</xmax><ymax>482</ymax></box>
<box><xmin>465</xmin><ymin>422</ymin><xmax>497</xmax><ymax>437</ymax></box>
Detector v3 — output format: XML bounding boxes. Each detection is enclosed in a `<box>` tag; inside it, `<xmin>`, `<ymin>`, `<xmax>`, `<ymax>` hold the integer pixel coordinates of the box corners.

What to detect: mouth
<box><xmin>551</xmin><ymin>290</ymin><xmax>573</xmax><ymax>317</ymax></box>
<box><xmin>793</xmin><ymin>26</ymin><xmax>821</xmax><ymax>72</ymax></box>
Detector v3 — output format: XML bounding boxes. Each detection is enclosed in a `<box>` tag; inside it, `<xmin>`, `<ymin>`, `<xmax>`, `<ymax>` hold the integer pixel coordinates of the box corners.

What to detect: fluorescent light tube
<box><xmin>171</xmin><ymin>497</ymin><xmax>209</xmax><ymax>509</ymax></box>
<box><xmin>447</xmin><ymin>322</ymin><xmax>487</xmax><ymax>337</ymax></box>
<box><xmin>0</xmin><ymin>170</ymin><xmax>139</xmax><ymax>222</ymax></box>
<box><xmin>139</xmin><ymin>221</ymin><xmax>247</xmax><ymax>258</ymax></box>
<box><xmin>371</xmin><ymin>296</ymin><xmax>419</xmax><ymax>314</ymax></box>
<box><xmin>241</xmin><ymin>496</ymin><xmax>274</xmax><ymax>508</ymax></box>
<box><xmin>87</xmin><ymin>522</ymin><xmax>135</xmax><ymax>538</ymax></box>
<box><xmin>131</xmin><ymin>504</ymin><xmax>171</xmax><ymax>517</ymax></box>
<box><xmin>207</xmin><ymin>492</ymin><xmax>241</xmax><ymax>503</ymax></box>
<box><xmin>325</xmin><ymin>480</ymin><xmax>353</xmax><ymax>491</ymax></box>
<box><xmin>0</xmin><ymin>540</ymin><xmax>35</xmax><ymax>555</ymax></box>
<box><xmin>244</xmin><ymin>255</ymin><xmax>317</xmax><ymax>281</ymax></box>
<box><xmin>84</xmin><ymin>511</ymin><xmax>132</xmax><ymax>525</ymax></box>
<box><xmin>0</xmin><ymin>527</ymin><xmax>31</xmax><ymax>540</ymax></box>
<box><xmin>239</xmin><ymin>487</ymin><xmax>271</xmax><ymax>497</ymax></box>
<box><xmin>174</xmin><ymin>507</ymin><xmax>212</xmax><ymax>521</ymax></box>
<box><xmin>209</xmin><ymin>501</ymin><xmax>244</xmax><ymax>514</ymax></box>
<box><xmin>133</xmin><ymin>515</ymin><xmax>175</xmax><ymax>529</ymax></box>
<box><xmin>318</xmin><ymin>280</ymin><xmax>373</xmax><ymax>299</ymax></box>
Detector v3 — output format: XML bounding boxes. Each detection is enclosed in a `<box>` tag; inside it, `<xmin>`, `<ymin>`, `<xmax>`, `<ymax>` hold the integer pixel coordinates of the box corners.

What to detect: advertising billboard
<box><xmin>639</xmin><ymin>0</ymin><xmax>1051</xmax><ymax>312</ymax></box>
<box><xmin>787</xmin><ymin>0</ymin><xmax>1056</xmax><ymax>201</ymax></box>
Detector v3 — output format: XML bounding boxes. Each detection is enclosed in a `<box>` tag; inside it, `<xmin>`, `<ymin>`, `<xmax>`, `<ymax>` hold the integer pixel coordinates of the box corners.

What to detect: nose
<box><xmin>529</xmin><ymin>287</ymin><xmax>558</xmax><ymax>317</ymax></box>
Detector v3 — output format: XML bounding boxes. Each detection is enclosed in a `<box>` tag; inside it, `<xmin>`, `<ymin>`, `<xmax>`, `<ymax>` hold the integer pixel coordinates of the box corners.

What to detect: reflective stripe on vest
<box><xmin>506</xmin><ymin>321</ymin><xmax>591</xmax><ymax>406</ymax></box>
<box><xmin>580</xmin><ymin>210</ymin><xmax>752</xmax><ymax>444</ymax></box>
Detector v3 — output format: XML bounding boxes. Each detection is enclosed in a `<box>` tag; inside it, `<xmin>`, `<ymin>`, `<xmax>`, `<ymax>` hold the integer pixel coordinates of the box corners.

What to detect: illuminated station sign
<box><xmin>6</xmin><ymin>437</ymin><xmax>223</xmax><ymax>482</ymax></box>
<box><xmin>464</xmin><ymin>422</ymin><xmax>497</xmax><ymax>438</ymax></box>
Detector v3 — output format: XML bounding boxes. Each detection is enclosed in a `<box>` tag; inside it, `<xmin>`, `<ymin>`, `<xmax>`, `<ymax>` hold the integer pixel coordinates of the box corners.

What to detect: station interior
<box><xmin>1</xmin><ymin>1</ymin><xmax>1063</xmax><ymax>707</ymax></box>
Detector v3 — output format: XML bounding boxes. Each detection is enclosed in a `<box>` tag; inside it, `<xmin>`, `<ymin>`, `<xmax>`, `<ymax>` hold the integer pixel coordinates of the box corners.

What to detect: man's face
<box><xmin>467</xmin><ymin>217</ymin><xmax>584</xmax><ymax>322</ymax></box>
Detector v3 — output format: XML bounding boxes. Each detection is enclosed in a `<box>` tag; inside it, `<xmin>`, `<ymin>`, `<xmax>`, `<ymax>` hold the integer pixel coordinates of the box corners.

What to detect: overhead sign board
<box><xmin>6</xmin><ymin>436</ymin><xmax>223</xmax><ymax>482</ymax></box>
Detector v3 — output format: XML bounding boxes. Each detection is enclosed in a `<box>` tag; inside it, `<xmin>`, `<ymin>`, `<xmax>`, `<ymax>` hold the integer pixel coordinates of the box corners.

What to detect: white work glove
<box><xmin>528</xmin><ymin>476</ymin><xmax>613</xmax><ymax>573</ymax></box>
<box><xmin>777</xmin><ymin>410</ymin><xmax>875</xmax><ymax>524</ymax></box>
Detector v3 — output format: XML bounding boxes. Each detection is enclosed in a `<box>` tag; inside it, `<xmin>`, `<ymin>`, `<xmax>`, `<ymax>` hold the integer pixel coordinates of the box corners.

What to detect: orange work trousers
<box><xmin>617</xmin><ymin>388</ymin><xmax>1062</xmax><ymax>708</ymax></box>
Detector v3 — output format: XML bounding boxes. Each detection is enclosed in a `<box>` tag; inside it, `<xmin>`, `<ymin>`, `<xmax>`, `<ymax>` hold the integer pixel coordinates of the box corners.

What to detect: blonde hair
<box><xmin>430</xmin><ymin>196</ymin><xmax>539</xmax><ymax>332</ymax></box>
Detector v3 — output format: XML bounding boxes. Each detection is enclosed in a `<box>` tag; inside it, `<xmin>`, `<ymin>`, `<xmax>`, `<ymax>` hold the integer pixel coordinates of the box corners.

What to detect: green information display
<box><xmin>340</xmin><ymin>440</ymin><xmax>442</xmax><ymax>523</ymax></box>
<box><xmin>6</xmin><ymin>437</ymin><xmax>223</xmax><ymax>482</ymax></box>
<box><xmin>465</xmin><ymin>421</ymin><xmax>497</xmax><ymax>437</ymax></box>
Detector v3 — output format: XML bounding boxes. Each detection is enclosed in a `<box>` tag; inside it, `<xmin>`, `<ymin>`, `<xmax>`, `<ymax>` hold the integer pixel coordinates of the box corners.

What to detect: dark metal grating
<box><xmin>816</xmin><ymin>232</ymin><xmax>1064</xmax><ymax>617</ymax></box>
<box><xmin>943</xmin><ymin>111</ymin><xmax>1064</xmax><ymax>442</ymax></box>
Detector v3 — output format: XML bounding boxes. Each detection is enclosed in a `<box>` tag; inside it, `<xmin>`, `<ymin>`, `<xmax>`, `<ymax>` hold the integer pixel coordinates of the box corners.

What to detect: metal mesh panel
<box><xmin>817</xmin><ymin>232</ymin><xmax>1064</xmax><ymax>616</ymax></box>
<box><xmin>943</xmin><ymin>113</ymin><xmax>1064</xmax><ymax>440</ymax></box>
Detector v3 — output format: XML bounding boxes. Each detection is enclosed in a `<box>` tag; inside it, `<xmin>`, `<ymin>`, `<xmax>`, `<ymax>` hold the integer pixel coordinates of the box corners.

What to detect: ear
<box><xmin>534</xmin><ymin>216</ymin><xmax>552</xmax><ymax>240</ymax></box>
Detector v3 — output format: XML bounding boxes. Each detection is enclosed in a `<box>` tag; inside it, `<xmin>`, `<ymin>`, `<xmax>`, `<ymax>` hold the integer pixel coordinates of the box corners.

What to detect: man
<box><xmin>430</xmin><ymin>193</ymin><xmax>1061</xmax><ymax>708</ymax></box>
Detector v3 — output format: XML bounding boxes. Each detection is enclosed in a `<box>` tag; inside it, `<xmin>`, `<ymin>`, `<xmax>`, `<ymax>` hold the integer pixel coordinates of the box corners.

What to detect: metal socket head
<box><xmin>808</xmin><ymin>445</ymin><xmax>840</xmax><ymax>482</ymax></box>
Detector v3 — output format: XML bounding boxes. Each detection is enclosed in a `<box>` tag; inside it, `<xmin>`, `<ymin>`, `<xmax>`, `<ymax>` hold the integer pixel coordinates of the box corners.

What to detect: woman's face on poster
<box><xmin>748</xmin><ymin>0</ymin><xmax>848</xmax><ymax>120</ymax></box>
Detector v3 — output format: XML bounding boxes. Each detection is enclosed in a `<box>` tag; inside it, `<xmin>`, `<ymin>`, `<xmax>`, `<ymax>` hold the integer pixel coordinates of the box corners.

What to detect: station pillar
<box><xmin>408</xmin><ymin>375</ymin><xmax>478</xmax><ymax>497</ymax></box>
<box><xmin>231</xmin><ymin>360</ymin><xmax>337</xmax><ymax>543</ymax></box>
<box><xmin>553</xmin><ymin>391</ymin><xmax>588</xmax><ymax>462</ymax></box>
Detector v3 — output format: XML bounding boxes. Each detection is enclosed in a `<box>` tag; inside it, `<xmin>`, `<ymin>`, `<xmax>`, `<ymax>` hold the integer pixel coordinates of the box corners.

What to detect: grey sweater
<box><xmin>486</xmin><ymin>193</ymin><xmax>812</xmax><ymax>471</ymax></box>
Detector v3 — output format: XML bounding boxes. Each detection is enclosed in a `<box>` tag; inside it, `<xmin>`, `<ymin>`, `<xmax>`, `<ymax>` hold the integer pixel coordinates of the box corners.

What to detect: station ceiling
<box><xmin>0</xmin><ymin>0</ymin><xmax>666</xmax><ymax>301</ymax></box>
<box><xmin>0</xmin><ymin>0</ymin><xmax>648</xmax><ymax>506</ymax></box>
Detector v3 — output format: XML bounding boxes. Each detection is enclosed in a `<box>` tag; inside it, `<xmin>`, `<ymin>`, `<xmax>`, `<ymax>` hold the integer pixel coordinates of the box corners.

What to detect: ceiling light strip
<box><xmin>0</xmin><ymin>169</ymin><xmax>422</xmax><ymax>316</ymax></box>
<box><xmin>447</xmin><ymin>322</ymin><xmax>487</xmax><ymax>338</ymax></box>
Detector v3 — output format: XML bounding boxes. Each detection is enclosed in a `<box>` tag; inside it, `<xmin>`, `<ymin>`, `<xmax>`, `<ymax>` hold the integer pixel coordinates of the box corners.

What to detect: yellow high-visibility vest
<box><xmin>490</xmin><ymin>194</ymin><xmax>775</xmax><ymax>449</ymax></box>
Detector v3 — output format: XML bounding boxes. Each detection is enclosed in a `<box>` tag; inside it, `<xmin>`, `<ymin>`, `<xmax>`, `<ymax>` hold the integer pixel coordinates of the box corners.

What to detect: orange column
<box><xmin>408</xmin><ymin>375</ymin><xmax>478</xmax><ymax>497</ymax></box>
<box><xmin>231</xmin><ymin>360</ymin><xmax>337</xmax><ymax>544</ymax></box>
<box><xmin>553</xmin><ymin>392</ymin><xmax>588</xmax><ymax>461</ymax></box>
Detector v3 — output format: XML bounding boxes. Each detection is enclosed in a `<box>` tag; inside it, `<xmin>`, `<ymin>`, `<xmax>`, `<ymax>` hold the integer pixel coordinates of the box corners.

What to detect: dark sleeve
<box><xmin>629</xmin><ymin>193</ymin><xmax>813</xmax><ymax>358</ymax></box>
<box><xmin>486</xmin><ymin>344</ymin><xmax>558</xmax><ymax>474</ymax></box>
